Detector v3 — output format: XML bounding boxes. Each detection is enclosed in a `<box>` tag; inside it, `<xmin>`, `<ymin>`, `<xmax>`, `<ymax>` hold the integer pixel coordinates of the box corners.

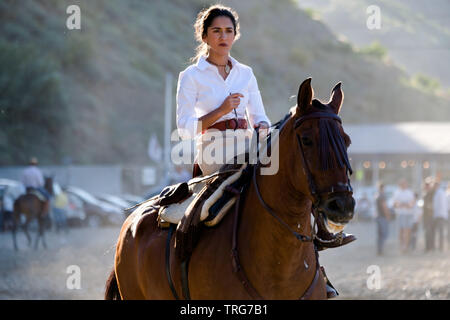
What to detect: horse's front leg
<box><xmin>40</xmin><ymin>218</ymin><xmax>47</xmax><ymax>249</ymax></box>
<box><xmin>22</xmin><ymin>220</ymin><xmax>32</xmax><ymax>248</ymax></box>
<box><xmin>34</xmin><ymin>218</ymin><xmax>46</xmax><ymax>250</ymax></box>
<box><xmin>11</xmin><ymin>213</ymin><xmax>19</xmax><ymax>251</ymax></box>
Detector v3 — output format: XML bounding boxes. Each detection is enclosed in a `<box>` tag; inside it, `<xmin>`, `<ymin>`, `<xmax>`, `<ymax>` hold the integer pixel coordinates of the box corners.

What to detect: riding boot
<box><xmin>314</xmin><ymin>229</ymin><xmax>356</xmax><ymax>251</ymax></box>
<box><xmin>321</xmin><ymin>266</ymin><xmax>339</xmax><ymax>299</ymax></box>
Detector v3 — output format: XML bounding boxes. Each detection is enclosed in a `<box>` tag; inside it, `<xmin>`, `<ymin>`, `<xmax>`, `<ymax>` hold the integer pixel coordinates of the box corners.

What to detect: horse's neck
<box><xmin>238</xmin><ymin>167</ymin><xmax>316</xmax><ymax>298</ymax></box>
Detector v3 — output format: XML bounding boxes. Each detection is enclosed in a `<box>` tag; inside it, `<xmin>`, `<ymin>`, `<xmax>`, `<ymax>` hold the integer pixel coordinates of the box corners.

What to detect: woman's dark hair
<box><xmin>190</xmin><ymin>4</ymin><xmax>240</xmax><ymax>63</ymax></box>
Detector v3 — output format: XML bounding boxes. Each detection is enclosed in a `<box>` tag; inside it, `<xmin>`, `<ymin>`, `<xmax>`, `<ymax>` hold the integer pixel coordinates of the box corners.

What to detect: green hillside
<box><xmin>1</xmin><ymin>0</ymin><xmax>449</xmax><ymax>166</ymax></box>
<box><xmin>298</xmin><ymin>0</ymin><xmax>450</xmax><ymax>88</ymax></box>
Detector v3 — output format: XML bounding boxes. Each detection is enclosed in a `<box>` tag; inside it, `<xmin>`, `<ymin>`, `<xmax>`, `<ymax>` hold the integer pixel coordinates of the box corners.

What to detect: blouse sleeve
<box><xmin>246</xmin><ymin>69</ymin><xmax>271</xmax><ymax>128</ymax></box>
<box><xmin>176</xmin><ymin>70</ymin><xmax>198</xmax><ymax>140</ymax></box>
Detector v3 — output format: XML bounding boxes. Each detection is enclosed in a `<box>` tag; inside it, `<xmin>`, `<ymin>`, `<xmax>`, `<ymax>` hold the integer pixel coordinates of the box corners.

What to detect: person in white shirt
<box><xmin>176</xmin><ymin>4</ymin><xmax>271</xmax><ymax>177</ymax></box>
<box><xmin>447</xmin><ymin>182</ymin><xmax>450</xmax><ymax>246</ymax></box>
<box><xmin>21</xmin><ymin>157</ymin><xmax>45</xmax><ymax>190</ymax></box>
<box><xmin>392</xmin><ymin>179</ymin><xmax>415</xmax><ymax>253</ymax></box>
<box><xmin>409</xmin><ymin>192</ymin><xmax>422</xmax><ymax>251</ymax></box>
<box><xmin>432</xmin><ymin>180</ymin><xmax>448</xmax><ymax>251</ymax></box>
<box><xmin>21</xmin><ymin>157</ymin><xmax>50</xmax><ymax>201</ymax></box>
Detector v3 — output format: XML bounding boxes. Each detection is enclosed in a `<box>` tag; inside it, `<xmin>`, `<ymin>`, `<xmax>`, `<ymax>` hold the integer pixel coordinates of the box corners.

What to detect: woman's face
<box><xmin>203</xmin><ymin>16</ymin><xmax>235</xmax><ymax>56</ymax></box>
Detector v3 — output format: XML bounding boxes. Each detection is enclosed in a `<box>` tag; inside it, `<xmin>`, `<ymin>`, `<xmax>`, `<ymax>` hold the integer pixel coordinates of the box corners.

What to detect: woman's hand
<box><xmin>254</xmin><ymin>121</ymin><xmax>269</xmax><ymax>130</ymax></box>
<box><xmin>219</xmin><ymin>93</ymin><xmax>244</xmax><ymax>115</ymax></box>
<box><xmin>254</xmin><ymin>121</ymin><xmax>269</xmax><ymax>138</ymax></box>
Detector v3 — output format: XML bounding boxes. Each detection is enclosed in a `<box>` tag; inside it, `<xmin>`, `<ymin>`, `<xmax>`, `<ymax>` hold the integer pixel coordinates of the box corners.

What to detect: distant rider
<box><xmin>21</xmin><ymin>157</ymin><xmax>51</xmax><ymax>212</ymax></box>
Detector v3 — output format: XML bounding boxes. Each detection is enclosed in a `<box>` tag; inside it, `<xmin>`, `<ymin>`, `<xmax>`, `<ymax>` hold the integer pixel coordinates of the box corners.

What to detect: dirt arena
<box><xmin>0</xmin><ymin>219</ymin><xmax>449</xmax><ymax>300</ymax></box>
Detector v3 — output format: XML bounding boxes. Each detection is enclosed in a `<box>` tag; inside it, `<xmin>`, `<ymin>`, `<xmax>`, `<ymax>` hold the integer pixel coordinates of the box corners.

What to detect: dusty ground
<box><xmin>0</xmin><ymin>219</ymin><xmax>449</xmax><ymax>300</ymax></box>
<box><xmin>320</xmin><ymin>220</ymin><xmax>450</xmax><ymax>300</ymax></box>
<box><xmin>0</xmin><ymin>226</ymin><xmax>119</xmax><ymax>300</ymax></box>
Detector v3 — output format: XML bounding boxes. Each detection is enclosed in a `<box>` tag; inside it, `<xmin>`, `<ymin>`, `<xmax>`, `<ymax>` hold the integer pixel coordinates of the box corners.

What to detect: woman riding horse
<box><xmin>106</xmin><ymin>76</ymin><xmax>356</xmax><ymax>299</ymax></box>
<box><xmin>12</xmin><ymin>159</ymin><xmax>53</xmax><ymax>251</ymax></box>
<box><xmin>105</xmin><ymin>4</ymin><xmax>356</xmax><ymax>300</ymax></box>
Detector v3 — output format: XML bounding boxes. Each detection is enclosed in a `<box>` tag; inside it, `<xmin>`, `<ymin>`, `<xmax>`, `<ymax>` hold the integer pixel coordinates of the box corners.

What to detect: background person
<box><xmin>375</xmin><ymin>183</ymin><xmax>392</xmax><ymax>256</ymax></box>
<box><xmin>21</xmin><ymin>157</ymin><xmax>51</xmax><ymax>201</ymax></box>
<box><xmin>432</xmin><ymin>179</ymin><xmax>448</xmax><ymax>251</ymax></box>
<box><xmin>392</xmin><ymin>179</ymin><xmax>415</xmax><ymax>254</ymax></box>
<box><xmin>53</xmin><ymin>190</ymin><xmax>69</xmax><ymax>233</ymax></box>
<box><xmin>422</xmin><ymin>177</ymin><xmax>436</xmax><ymax>252</ymax></box>
<box><xmin>409</xmin><ymin>192</ymin><xmax>422</xmax><ymax>251</ymax></box>
<box><xmin>446</xmin><ymin>182</ymin><xmax>450</xmax><ymax>247</ymax></box>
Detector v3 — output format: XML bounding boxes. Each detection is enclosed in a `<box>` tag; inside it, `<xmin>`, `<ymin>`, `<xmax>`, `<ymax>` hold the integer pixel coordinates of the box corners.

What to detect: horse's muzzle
<box><xmin>318</xmin><ymin>194</ymin><xmax>355</xmax><ymax>230</ymax></box>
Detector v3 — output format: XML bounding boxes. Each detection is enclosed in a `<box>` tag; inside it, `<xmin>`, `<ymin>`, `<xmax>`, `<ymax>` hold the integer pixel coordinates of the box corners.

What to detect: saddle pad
<box><xmin>29</xmin><ymin>190</ymin><xmax>47</xmax><ymax>202</ymax></box>
<box><xmin>159</xmin><ymin>164</ymin><xmax>246</xmax><ymax>227</ymax></box>
<box><xmin>158</xmin><ymin>181</ymin><xmax>206</xmax><ymax>225</ymax></box>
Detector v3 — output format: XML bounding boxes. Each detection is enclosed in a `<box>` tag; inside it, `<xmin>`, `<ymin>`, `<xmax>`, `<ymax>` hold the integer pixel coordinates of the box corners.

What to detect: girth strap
<box><xmin>165</xmin><ymin>224</ymin><xmax>180</xmax><ymax>300</ymax></box>
<box><xmin>181</xmin><ymin>259</ymin><xmax>191</xmax><ymax>300</ymax></box>
<box><xmin>230</xmin><ymin>186</ymin><xmax>263</xmax><ymax>299</ymax></box>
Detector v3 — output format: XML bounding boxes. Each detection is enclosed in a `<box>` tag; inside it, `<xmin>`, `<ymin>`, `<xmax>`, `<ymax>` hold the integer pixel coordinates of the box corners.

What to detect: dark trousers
<box><xmin>376</xmin><ymin>216</ymin><xmax>389</xmax><ymax>255</ymax></box>
<box><xmin>409</xmin><ymin>222</ymin><xmax>419</xmax><ymax>250</ymax></box>
<box><xmin>433</xmin><ymin>217</ymin><xmax>446</xmax><ymax>251</ymax></box>
<box><xmin>424</xmin><ymin>218</ymin><xmax>434</xmax><ymax>252</ymax></box>
<box><xmin>448</xmin><ymin>218</ymin><xmax>450</xmax><ymax>245</ymax></box>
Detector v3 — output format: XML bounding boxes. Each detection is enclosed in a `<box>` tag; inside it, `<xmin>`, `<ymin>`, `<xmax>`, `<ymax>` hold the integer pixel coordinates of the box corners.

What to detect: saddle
<box><xmin>26</xmin><ymin>188</ymin><xmax>48</xmax><ymax>203</ymax></box>
<box><xmin>158</xmin><ymin>182</ymin><xmax>191</xmax><ymax>207</ymax></box>
<box><xmin>175</xmin><ymin>163</ymin><xmax>251</xmax><ymax>262</ymax></box>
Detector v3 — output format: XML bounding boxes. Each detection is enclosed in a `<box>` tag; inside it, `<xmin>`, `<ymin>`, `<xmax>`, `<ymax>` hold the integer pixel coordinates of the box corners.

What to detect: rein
<box><xmin>169</xmin><ymin>110</ymin><xmax>353</xmax><ymax>300</ymax></box>
<box><xmin>230</xmin><ymin>111</ymin><xmax>353</xmax><ymax>299</ymax></box>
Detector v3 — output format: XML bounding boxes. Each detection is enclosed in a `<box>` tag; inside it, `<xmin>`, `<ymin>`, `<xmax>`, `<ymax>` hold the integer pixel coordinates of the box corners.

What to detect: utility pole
<box><xmin>164</xmin><ymin>72</ymin><xmax>173</xmax><ymax>181</ymax></box>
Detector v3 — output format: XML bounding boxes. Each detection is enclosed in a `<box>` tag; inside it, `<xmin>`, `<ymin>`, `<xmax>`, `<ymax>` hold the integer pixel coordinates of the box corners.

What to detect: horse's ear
<box><xmin>329</xmin><ymin>82</ymin><xmax>344</xmax><ymax>114</ymax></box>
<box><xmin>296</xmin><ymin>78</ymin><xmax>313</xmax><ymax>115</ymax></box>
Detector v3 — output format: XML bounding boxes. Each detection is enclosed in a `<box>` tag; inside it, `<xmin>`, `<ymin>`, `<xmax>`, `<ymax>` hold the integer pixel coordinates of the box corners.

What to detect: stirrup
<box><xmin>314</xmin><ymin>232</ymin><xmax>356</xmax><ymax>251</ymax></box>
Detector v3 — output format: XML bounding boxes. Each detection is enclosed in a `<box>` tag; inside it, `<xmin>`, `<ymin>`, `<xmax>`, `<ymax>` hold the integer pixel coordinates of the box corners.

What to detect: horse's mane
<box><xmin>264</xmin><ymin>108</ymin><xmax>352</xmax><ymax>175</ymax></box>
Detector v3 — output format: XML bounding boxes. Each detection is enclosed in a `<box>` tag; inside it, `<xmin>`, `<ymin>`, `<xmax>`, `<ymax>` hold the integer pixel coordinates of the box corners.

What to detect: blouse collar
<box><xmin>196</xmin><ymin>55</ymin><xmax>239</xmax><ymax>71</ymax></box>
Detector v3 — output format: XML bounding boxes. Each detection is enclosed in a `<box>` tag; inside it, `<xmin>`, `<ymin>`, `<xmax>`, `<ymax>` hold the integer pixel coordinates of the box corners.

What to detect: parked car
<box><xmin>97</xmin><ymin>194</ymin><xmax>131</xmax><ymax>210</ymax></box>
<box><xmin>0</xmin><ymin>179</ymin><xmax>25</xmax><ymax>230</ymax></box>
<box><xmin>65</xmin><ymin>192</ymin><xmax>87</xmax><ymax>227</ymax></box>
<box><xmin>0</xmin><ymin>178</ymin><xmax>26</xmax><ymax>200</ymax></box>
<box><xmin>121</xmin><ymin>194</ymin><xmax>145</xmax><ymax>206</ymax></box>
<box><xmin>65</xmin><ymin>186</ymin><xmax>124</xmax><ymax>227</ymax></box>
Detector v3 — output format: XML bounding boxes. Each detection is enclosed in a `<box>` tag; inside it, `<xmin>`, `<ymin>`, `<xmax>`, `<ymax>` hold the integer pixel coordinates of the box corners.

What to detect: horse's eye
<box><xmin>301</xmin><ymin>136</ymin><xmax>313</xmax><ymax>146</ymax></box>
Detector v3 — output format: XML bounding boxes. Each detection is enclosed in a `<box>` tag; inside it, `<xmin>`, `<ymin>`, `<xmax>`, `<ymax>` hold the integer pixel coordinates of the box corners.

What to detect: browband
<box><xmin>295</xmin><ymin>112</ymin><xmax>342</xmax><ymax>128</ymax></box>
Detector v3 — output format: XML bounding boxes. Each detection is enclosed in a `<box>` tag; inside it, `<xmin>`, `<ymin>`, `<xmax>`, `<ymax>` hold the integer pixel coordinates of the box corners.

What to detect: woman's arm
<box><xmin>197</xmin><ymin>93</ymin><xmax>243</xmax><ymax>132</ymax></box>
<box><xmin>176</xmin><ymin>71</ymin><xmax>199</xmax><ymax>140</ymax></box>
<box><xmin>246</xmin><ymin>70</ymin><xmax>271</xmax><ymax>129</ymax></box>
<box><xmin>177</xmin><ymin>71</ymin><xmax>244</xmax><ymax>137</ymax></box>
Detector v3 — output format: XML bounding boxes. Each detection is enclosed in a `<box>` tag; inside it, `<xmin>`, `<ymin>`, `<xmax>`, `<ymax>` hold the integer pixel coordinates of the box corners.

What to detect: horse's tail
<box><xmin>105</xmin><ymin>269</ymin><xmax>121</xmax><ymax>300</ymax></box>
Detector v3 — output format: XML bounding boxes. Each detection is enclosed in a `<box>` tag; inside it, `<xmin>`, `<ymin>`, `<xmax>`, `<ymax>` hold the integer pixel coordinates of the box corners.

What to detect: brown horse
<box><xmin>12</xmin><ymin>176</ymin><xmax>53</xmax><ymax>251</ymax></box>
<box><xmin>105</xmin><ymin>78</ymin><xmax>355</xmax><ymax>299</ymax></box>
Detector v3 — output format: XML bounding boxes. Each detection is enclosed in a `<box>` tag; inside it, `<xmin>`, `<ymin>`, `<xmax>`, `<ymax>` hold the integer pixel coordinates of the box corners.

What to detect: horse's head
<box><xmin>44</xmin><ymin>176</ymin><xmax>54</xmax><ymax>196</ymax></box>
<box><xmin>282</xmin><ymin>78</ymin><xmax>355</xmax><ymax>233</ymax></box>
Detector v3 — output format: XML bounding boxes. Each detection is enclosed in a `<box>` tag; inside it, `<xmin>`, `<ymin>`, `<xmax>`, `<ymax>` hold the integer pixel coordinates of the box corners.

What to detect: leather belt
<box><xmin>205</xmin><ymin>118</ymin><xmax>247</xmax><ymax>132</ymax></box>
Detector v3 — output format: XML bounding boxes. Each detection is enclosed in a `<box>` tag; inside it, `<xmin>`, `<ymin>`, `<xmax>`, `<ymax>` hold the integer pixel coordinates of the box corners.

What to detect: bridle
<box><xmin>170</xmin><ymin>110</ymin><xmax>355</xmax><ymax>300</ymax></box>
<box><xmin>227</xmin><ymin>110</ymin><xmax>354</xmax><ymax>299</ymax></box>
<box><xmin>252</xmin><ymin>111</ymin><xmax>353</xmax><ymax>243</ymax></box>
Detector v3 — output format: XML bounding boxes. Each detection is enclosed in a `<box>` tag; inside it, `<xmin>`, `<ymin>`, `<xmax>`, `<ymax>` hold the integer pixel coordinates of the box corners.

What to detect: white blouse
<box><xmin>176</xmin><ymin>55</ymin><xmax>271</xmax><ymax>140</ymax></box>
